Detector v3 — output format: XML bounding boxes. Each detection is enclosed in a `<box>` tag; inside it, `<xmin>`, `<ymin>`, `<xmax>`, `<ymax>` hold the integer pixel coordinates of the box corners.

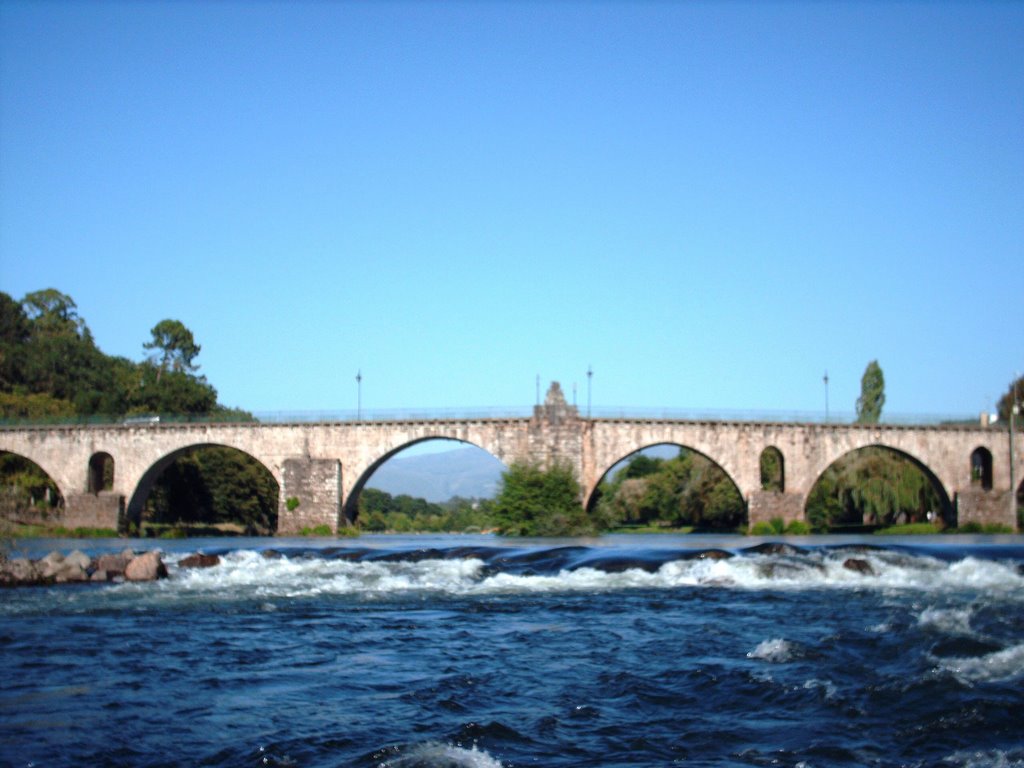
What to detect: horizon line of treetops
<box><xmin>1</xmin><ymin>288</ymin><xmax>1021</xmax><ymax>537</ymax></box>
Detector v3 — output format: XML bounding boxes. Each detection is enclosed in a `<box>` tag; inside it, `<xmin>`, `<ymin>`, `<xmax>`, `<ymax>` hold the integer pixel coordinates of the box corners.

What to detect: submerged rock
<box><xmin>758</xmin><ymin>560</ymin><xmax>825</xmax><ymax>579</ymax></box>
<box><xmin>929</xmin><ymin>637</ymin><xmax>1003</xmax><ymax>658</ymax></box>
<box><xmin>178</xmin><ymin>553</ymin><xmax>220</xmax><ymax>569</ymax></box>
<box><xmin>842</xmin><ymin>558</ymin><xmax>875</xmax><ymax>576</ymax></box>
<box><xmin>684</xmin><ymin>548</ymin><xmax>733</xmax><ymax>561</ymax></box>
<box><xmin>745</xmin><ymin>542</ymin><xmax>807</xmax><ymax>556</ymax></box>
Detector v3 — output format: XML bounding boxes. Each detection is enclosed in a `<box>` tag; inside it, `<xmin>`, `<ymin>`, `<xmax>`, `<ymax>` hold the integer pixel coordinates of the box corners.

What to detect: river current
<box><xmin>2</xmin><ymin>534</ymin><xmax>1023</xmax><ymax>768</ymax></box>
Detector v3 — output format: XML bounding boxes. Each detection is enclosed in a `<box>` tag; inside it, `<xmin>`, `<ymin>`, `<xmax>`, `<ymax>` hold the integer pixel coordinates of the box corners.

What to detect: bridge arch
<box><xmin>759</xmin><ymin>446</ymin><xmax>785</xmax><ymax>492</ymax></box>
<box><xmin>126</xmin><ymin>442</ymin><xmax>280</xmax><ymax>533</ymax></box>
<box><xmin>88</xmin><ymin>452</ymin><xmax>114</xmax><ymax>493</ymax></box>
<box><xmin>0</xmin><ymin>450</ymin><xmax>65</xmax><ymax>520</ymax></box>
<box><xmin>586</xmin><ymin>442</ymin><xmax>747</xmax><ymax>530</ymax></box>
<box><xmin>970</xmin><ymin>446</ymin><xmax>993</xmax><ymax>490</ymax></box>
<box><xmin>804</xmin><ymin>444</ymin><xmax>953</xmax><ymax>529</ymax></box>
<box><xmin>341</xmin><ymin>436</ymin><xmax>505</xmax><ymax>522</ymax></box>
<box><xmin>585</xmin><ymin>422</ymin><xmax>749</xmax><ymax>513</ymax></box>
<box><xmin>0</xmin><ymin>446</ymin><xmax>67</xmax><ymax>502</ymax></box>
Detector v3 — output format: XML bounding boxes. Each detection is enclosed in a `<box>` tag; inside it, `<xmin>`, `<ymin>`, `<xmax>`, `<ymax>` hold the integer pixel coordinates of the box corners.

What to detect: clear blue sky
<box><xmin>1</xmin><ymin>1</ymin><xmax>1021</xmax><ymax>420</ymax></box>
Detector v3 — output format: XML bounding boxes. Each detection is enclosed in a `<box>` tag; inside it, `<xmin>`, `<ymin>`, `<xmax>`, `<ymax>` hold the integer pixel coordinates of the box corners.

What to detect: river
<box><xmin>2</xmin><ymin>533</ymin><xmax>1023</xmax><ymax>768</ymax></box>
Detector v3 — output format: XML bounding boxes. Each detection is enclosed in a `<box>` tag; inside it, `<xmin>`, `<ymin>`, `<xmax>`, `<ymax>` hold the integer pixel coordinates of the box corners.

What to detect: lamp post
<box><xmin>356</xmin><ymin>370</ymin><xmax>362</xmax><ymax>421</ymax></box>
<box><xmin>823</xmin><ymin>370</ymin><xmax>830</xmax><ymax>423</ymax></box>
<box><xmin>587</xmin><ymin>365</ymin><xmax>593</xmax><ymax>419</ymax></box>
<box><xmin>1011</xmin><ymin>374</ymin><xmax>1019</xmax><ymax>524</ymax></box>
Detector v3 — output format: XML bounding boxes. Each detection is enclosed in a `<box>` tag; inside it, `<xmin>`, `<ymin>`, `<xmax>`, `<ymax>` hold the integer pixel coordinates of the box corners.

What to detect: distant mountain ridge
<box><xmin>365</xmin><ymin>446</ymin><xmax>505</xmax><ymax>502</ymax></box>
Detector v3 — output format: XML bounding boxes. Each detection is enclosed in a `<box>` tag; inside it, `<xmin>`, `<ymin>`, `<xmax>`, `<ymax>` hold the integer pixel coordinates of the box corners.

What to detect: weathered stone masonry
<box><xmin>2</xmin><ymin>386</ymin><xmax>1021</xmax><ymax>533</ymax></box>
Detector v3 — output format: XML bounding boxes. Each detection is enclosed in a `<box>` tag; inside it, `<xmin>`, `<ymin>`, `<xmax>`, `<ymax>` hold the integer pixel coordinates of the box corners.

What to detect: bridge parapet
<box><xmin>2</xmin><ymin>398</ymin><xmax>1021</xmax><ymax>533</ymax></box>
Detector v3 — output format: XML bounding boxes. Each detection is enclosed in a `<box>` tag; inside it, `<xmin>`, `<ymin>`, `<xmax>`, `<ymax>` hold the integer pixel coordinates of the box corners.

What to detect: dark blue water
<box><xmin>2</xmin><ymin>534</ymin><xmax>1023</xmax><ymax>768</ymax></box>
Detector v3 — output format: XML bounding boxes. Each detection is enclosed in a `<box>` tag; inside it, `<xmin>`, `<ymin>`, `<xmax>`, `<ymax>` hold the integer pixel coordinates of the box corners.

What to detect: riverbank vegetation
<box><xmin>357</xmin><ymin>488</ymin><xmax>494</xmax><ymax>533</ymax></box>
<box><xmin>492</xmin><ymin>461</ymin><xmax>596</xmax><ymax>536</ymax></box>
<box><xmin>141</xmin><ymin>447</ymin><xmax>278</xmax><ymax>535</ymax></box>
<box><xmin>592</xmin><ymin>449</ymin><xmax>746</xmax><ymax>532</ymax></box>
<box><xmin>806</xmin><ymin>447</ymin><xmax>947</xmax><ymax>531</ymax></box>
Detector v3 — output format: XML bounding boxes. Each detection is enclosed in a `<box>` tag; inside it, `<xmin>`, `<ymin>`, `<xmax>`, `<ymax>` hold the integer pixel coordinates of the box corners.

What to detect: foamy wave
<box><xmin>380</xmin><ymin>742</ymin><xmax>503</xmax><ymax>768</ymax></box>
<box><xmin>942</xmin><ymin>749</ymin><xmax>1024</xmax><ymax>768</ymax></box>
<box><xmin>136</xmin><ymin>546</ymin><xmax>1024</xmax><ymax>603</ymax></box>
<box><xmin>747</xmin><ymin>638</ymin><xmax>797</xmax><ymax>663</ymax></box>
<box><xmin>938</xmin><ymin>643</ymin><xmax>1024</xmax><ymax>684</ymax></box>
<box><xmin>169</xmin><ymin>551</ymin><xmax>486</xmax><ymax>598</ymax></box>
<box><xmin>802</xmin><ymin>677</ymin><xmax>839</xmax><ymax>700</ymax></box>
<box><xmin>919</xmin><ymin>607</ymin><xmax>975</xmax><ymax>636</ymax></box>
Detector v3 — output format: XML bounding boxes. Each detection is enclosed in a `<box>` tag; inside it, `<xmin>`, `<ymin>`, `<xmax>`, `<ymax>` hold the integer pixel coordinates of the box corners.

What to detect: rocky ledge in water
<box><xmin>0</xmin><ymin>548</ymin><xmax>192</xmax><ymax>587</ymax></box>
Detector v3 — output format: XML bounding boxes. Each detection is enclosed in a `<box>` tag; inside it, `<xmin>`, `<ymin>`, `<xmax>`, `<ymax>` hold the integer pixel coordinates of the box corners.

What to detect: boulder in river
<box><xmin>842</xmin><ymin>558</ymin><xmax>875</xmax><ymax>576</ymax></box>
<box><xmin>125</xmin><ymin>551</ymin><xmax>168</xmax><ymax>581</ymax></box>
<box><xmin>1</xmin><ymin>557</ymin><xmax>41</xmax><ymax>585</ymax></box>
<box><xmin>2</xmin><ymin>548</ymin><xmax>169</xmax><ymax>586</ymax></box>
<box><xmin>96</xmin><ymin>551</ymin><xmax>133</xmax><ymax>577</ymax></box>
<box><xmin>178</xmin><ymin>553</ymin><xmax>220</xmax><ymax>569</ymax></box>
<box><xmin>691</xmin><ymin>549</ymin><xmax>733</xmax><ymax>561</ymax></box>
<box><xmin>65</xmin><ymin>550</ymin><xmax>92</xmax><ymax>570</ymax></box>
<box><xmin>37</xmin><ymin>551</ymin><xmax>66</xmax><ymax>578</ymax></box>
<box><xmin>54</xmin><ymin>562</ymin><xmax>88</xmax><ymax>583</ymax></box>
<box><xmin>745</xmin><ymin>542</ymin><xmax>807</xmax><ymax>556</ymax></box>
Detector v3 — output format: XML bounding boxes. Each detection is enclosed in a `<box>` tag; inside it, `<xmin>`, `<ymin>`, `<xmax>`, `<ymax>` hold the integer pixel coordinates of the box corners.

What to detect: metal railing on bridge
<box><xmin>0</xmin><ymin>406</ymin><xmax>986</xmax><ymax>429</ymax></box>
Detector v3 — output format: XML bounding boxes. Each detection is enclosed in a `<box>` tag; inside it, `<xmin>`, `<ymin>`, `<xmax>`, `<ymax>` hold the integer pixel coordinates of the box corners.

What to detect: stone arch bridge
<box><xmin>2</xmin><ymin>387</ymin><xmax>1020</xmax><ymax>533</ymax></box>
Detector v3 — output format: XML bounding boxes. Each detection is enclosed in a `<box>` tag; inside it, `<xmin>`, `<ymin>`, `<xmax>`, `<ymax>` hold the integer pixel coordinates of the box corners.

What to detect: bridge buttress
<box><xmin>955</xmin><ymin>487</ymin><xmax>1016</xmax><ymax>529</ymax></box>
<box><xmin>747</xmin><ymin>490</ymin><xmax>805</xmax><ymax>528</ymax></box>
<box><xmin>63</xmin><ymin>492</ymin><xmax>125</xmax><ymax>531</ymax></box>
<box><xmin>279</xmin><ymin>458</ymin><xmax>342</xmax><ymax>534</ymax></box>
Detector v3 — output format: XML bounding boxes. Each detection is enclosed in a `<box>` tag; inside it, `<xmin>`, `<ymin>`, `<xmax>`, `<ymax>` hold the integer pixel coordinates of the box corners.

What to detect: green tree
<box><xmin>17</xmin><ymin>289</ymin><xmax>111</xmax><ymax>407</ymax></box>
<box><xmin>131</xmin><ymin>365</ymin><xmax>218</xmax><ymax>415</ymax></box>
<box><xmin>0</xmin><ymin>391</ymin><xmax>76</xmax><ymax>420</ymax></box>
<box><xmin>805</xmin><ymin>447</ymin><xmax>944</xmax><ymax>531</ymax></box>
<box><xmin>493</xmin><ymin>461</ymin><xmax>593</xmax><ymax>536</ymax></box>
<box><xmin>145</xmin><ymin>447</ymin><xmax>279</xmax><ymax>534</ymax></box>
<box><xmin>856</xmin><ymin>360</ymin><xmax>885</xmax><ymax>424</ymax></box>
<box><xmin>997</xmin><ymin>374</ymin><xmax>1023</xmax><ymax>425</ymax></box>
<box><xmin>21</xmin><ymin>289</ymin><xmax>86</xmax><ymax>335</ymax></box>
<box><xmin>361</xmin><ymin>509</ymin><xmax>388</xmax><ymax>532</ymax></box>
<box><xmin>621</xmin><ymin>454</ymin><xmax>664</xmax><ymax>480</ymax></box>
<box><xmin>0</xmin><ymin>293</ymin><xmax>30</xmax><ymax>391</ymax></box>
<box><xmin>144</xmin><ymin>319</ymin><xmax>201</xmax><ymax>381</ymax></box>
<box><xmin>594</xmin><ymin>448</ymin><xmax>745</xmax><ymax>531</ymax></box>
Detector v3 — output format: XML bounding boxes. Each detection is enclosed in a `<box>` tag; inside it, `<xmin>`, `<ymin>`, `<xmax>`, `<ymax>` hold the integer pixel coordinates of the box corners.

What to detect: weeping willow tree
<box><xmin>805</xmin><ymin>447</ymin><xmax>945</xmax><ymax>531</ymax></box>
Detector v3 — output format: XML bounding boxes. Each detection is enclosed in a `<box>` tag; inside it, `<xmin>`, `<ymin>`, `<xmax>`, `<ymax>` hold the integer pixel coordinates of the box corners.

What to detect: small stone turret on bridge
<box><xmin>2</xmin><ymin>383</ymin><xmax>1021</xmax><ymax>533</ymax></box>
